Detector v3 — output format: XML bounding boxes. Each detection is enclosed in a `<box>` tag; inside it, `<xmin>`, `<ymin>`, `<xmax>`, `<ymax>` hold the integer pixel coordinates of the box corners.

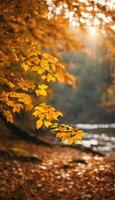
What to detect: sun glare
<box><xmin>89</xmin><ymin>27</ymin><xmax>97</xmax><ymax>35</ymax></box>
<box><xmin>46</xmin><ymin>0</ymin><xmax>115</xmax><ymax>33</ymax></box>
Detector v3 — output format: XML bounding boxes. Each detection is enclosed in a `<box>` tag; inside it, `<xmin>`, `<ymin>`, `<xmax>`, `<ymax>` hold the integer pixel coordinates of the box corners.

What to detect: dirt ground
<box><xmin>0</xmin><ymin>117</ymin><xmax>114</xmax><ymax>200</ymax></box>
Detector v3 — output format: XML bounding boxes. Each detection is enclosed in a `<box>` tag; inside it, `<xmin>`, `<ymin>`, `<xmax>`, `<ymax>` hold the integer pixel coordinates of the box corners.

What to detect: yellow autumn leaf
<box><xmin>28</xmin><ymin>49</ymin><xmax>39</xmax><ymax>57</ymax></box>
<box><xmin>76</xmin><ymin>130</ymin><xmax>85</xmax><ymax>137</ymax></box>
<box><xmin>44</xmin><ymin>120</ymin><xmax>52</xmax><ymax>127</ymax></box>
<box><xmin>35</xmin><ymin>89</ymin><xmax>47</xmax><ymax>96</ymax></box>
<box><xmin>33</xmin><ymin>110</ymin><xmax>39</xmax><ymax>117</ymax></box>
<box><xmin>38</xmin><ymin>84</ymin><xmax>48</xmax><ymax>89</ymax></box>
<box><xmin>36</xmin><ymin>119</ymin><xmax>43</xmax><ymax>129</ymax></box>
<box><xmin>31</xmin><ymin>66</ymin><xmax>38</xmax><ymax>71</ymax></box>
<box><xmin>46</xmin><ymin>115</ymin><xmax>54</xmax><ymax>121</ymax></box>
<box><xmin>67</xmin><ymin>138</ymin><xmax>73</xmax><ymax>145</ymax></box>
<box><xmin>38</xmin><ymin>113</ymin><xmax>45</xmax><ymax>120</ymax></box>
<box><xmin>41</xmin><ymin>75</ymin><xmax>47</xmax><ymax>80</ymax></box>
<box><xmin>51</xmin><ymin>113</ymin><xmax>60</xmax><ymax>120</ymax></box>
<box><xmin>73</xmin><ymin>138</ymin><xmax>81</xmax><ymax>144</ymax></box>
<box><xmin>37</xmin><ymin>68</ymin><xmax>45</xmax><ymax>74</ymax></box>
<box><xmin>33</xmin><ymin>58</ymin><xmax>40</xmax><ymax>65</ymax></box>
<box><xmin>47</xmin><ymin>74</ymin><xmax>56</xmax><ymax>82</ymax></box>
<box><xmin>56</xmin><ymin>132</ymin><xmax>66</xmax><ymax>139</ymax></box>
<box><xmin>42</xmin><ymin>53</ymin><xmax>51</xmax><ymax>60</ymax></box>
<box><xmin>41</xmin><ymin>61</ymin><xmax>49</xmax><ymax>70</ymax></box>
<box><xmin>3</xmin><ymin>110</ymin><xmax>14</xmax><ymax>123</ymax></box>
<box><xmin>12</xmin><ymin>104</ymin><xmax>23</xmax><ymax>113</ymax></box>
<box><xmin>25</xmin><ymin>103</ymin><xmax>33</xmax><ymax>110</ymax></box>
<box><xmin>34</xmin><ymin>106</ymin><xmax>45</xmax><ymax>112</ymax></box>
<box><xmin>21</xmin><ymin>63</ymin><xmax>29</xmax><ymax>71</ymax></box>
<box><xmin>56</xmin><ymin>111</ymin><xmax>63</xmax><ymax>117</ymax></box>
<box><xmin>7</xmin><ymin>81</ymin><xmax>15</xmax><ymax>88</ymax></box>
<box><xmin>50</xmin><ymin>123</ymin><xmax>58</xmax><ymax>128</ymax></box>
<box><xmin>51</xmin><ymin>63</ymin><xmax>56</xmax><ymax>71</ymax></box>
<box><xmin>26</xmin><ymin>60</ymin><xmax>32</xmax><ymax>65</ymax></box>
<box><xmin>73</xmin><ymin>135</ymin><xmax>83</xmax><ymax>140</ymax></box>
<box><xmin>7</xmin><ymin>100</ymin><xmax>14</xmax><ymax>107</ymax></box>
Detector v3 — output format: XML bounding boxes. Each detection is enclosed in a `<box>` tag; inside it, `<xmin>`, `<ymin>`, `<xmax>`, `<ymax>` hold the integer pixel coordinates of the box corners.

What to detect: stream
<box><xmin>74</xmin><ymin>123</ymin><xmax>115</xmax><ymax>154</ymax></box>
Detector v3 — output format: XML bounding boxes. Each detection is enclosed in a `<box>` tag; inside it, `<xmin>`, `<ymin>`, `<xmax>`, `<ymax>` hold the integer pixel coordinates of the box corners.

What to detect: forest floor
<box><xmin>0</xmin><ymin>118</ymin><xmax>115</xmax><ymax>200</ymax></box>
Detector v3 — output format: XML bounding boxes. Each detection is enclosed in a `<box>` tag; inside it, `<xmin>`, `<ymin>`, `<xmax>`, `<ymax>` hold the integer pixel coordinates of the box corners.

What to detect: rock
<box><xmin>63</xmin><ymin>159</ymin><xmax>87</xmax><ymax>169</ymax></box>
<box><xmin>0</xmin><ymin>148</ymin><xmax>42</xmax><ymax>163</ymax></box>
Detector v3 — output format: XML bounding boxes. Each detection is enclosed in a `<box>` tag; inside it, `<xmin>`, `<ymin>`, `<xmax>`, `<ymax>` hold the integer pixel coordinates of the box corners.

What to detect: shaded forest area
<box><xmin>52</xmin><ymin>51</ymin><xmax>115</xmax><ymax>123</ymax></box>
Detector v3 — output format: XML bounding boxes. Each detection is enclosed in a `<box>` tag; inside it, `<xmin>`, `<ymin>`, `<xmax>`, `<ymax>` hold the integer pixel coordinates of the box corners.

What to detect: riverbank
<box><xmin>0</xmin><ymin>118</ymin><xmax>115</xmax><ymax>200</ymax></box>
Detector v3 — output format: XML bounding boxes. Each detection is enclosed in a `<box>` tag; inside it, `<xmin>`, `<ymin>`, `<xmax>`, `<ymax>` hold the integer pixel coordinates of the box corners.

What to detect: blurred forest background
<box><xmin>51</xmin><ymin>50</ymin><xmax>115</xmax><ymax>123</ymax></box>
<box><xmin>50</xmin><ymin>32</ymin><xmax>115</xmax><ymax>124</ymax></box>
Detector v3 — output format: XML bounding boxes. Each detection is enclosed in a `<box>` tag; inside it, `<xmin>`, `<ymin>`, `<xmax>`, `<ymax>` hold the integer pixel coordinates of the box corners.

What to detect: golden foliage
<box><xmin>0</xmin><ymin>49</ymin><xmax>84</xmax><ymax>143</ymax></box>
<box><xmin>3</xmin><ymin>110</ymin><xmax>14</xmax><ymax>123</ymax></box>
<box><xmin>50</xmin><ymin>123</ymin><xmax>85</xmax><ymax>144</ymax></box>
<box><xmin>0</xmin><ymin>0</ymin><xmax>86</xmax><ymax>144</ymax></box>
<box><xmin>33</xmin><ymin>103</ymin><xmax>63</xmax><ymax>128</ymax></box>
